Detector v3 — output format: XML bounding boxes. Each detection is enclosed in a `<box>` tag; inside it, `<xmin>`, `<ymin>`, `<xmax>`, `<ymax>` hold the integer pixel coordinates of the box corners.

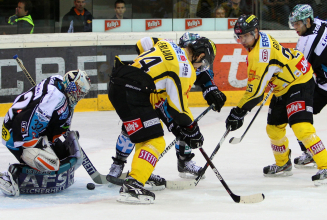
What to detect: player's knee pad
<box><xmin>266</xmin><ymin>124</ymin><xmax>287</xmax><ymax>140</ymax></box>
<box><xmin>116</xmin><ymin>131</ymin><xmax>135</xmax><ymax>158</ymax></box>
<box><xmin>21</xmin><ymin>136</ymin><xmax>60</xmax><ymax>172</ymax></box>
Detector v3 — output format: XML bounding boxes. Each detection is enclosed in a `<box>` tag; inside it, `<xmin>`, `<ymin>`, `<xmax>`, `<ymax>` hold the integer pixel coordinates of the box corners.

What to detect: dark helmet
<box><xmin>189</xmin><ymin>37</ymin><xmax>216</xmax><ymax>71</ymax></box>
<box><xmin>234</xmin><ymin>14</ymin><xmax>259</xmax><ymax>37</ymax></box>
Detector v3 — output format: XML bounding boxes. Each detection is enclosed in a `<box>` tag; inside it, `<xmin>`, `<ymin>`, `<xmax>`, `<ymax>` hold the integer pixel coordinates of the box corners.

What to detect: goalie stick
<box><xmin>198</xmin><ymin>146</ymin><xmax>265</xmax><ymax>203</ymax></box>
<box><xmin>13</xmin><ymin>54</ymin><xmax>108</xmax><ymax>185</ymax></box>
<box><xmin>229</xmin><ymin>87</ymin><xmax>274</xmax><ymax>144</ymax></box>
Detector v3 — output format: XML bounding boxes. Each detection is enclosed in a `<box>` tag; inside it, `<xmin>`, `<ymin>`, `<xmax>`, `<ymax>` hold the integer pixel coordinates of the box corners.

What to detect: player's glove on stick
<box><xmin>226</xmin><ymin>107</ymin><xmax>247</xmax><ymax>131</ymax></box>
<box><xmin>203</xmin><ymin>85</ymin><xmax>226</xmax><ymax>112</ymax></box>
<box><xmin>172</xmin><ymin>123</ymin><xmax>204</xmax><ymax>149</ymax></box>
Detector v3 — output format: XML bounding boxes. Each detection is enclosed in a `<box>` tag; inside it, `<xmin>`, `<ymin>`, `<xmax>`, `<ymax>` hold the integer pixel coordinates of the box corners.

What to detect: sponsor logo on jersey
<box><xmin>228</xmin><ymin>18</ymin><xmax>237</xmax><ymax>29</ymax></box>
<box><xmin>293</xmin><ymin>69</ymin><xmax>302</xmax><ymax>77</ymax></box>
<box><xmin>313</xmin><ymin>24</ymin><xmax>320</xmax><ymax>34</ymax></box>
<box><xmin>138</xmin><ymin>149</ymin><xmax>157</xmax><ymax>167</ymax></box>
<box><xmin>271</xmin><ymin>144</ymin><xmax>286</xmax><ymax>153</ymax></box>
<box><xmin>185</xmin><ymin>19</ymin><xmax>202</xmax><ymax>30</ymax></box>
<box><xmin>248</xmin><ymin>70</ymin><xmax>260</xmax><ymax>82</ymax></box>
<box><xmin>2</xmin><ymin>124</ymin><xmax>10</xmax><ymax>141</ymax></box>
<box><xmin>296</xmin><ymin>56</ymin><xmax>311</xmax><ymax>74</ymax></box>
<box><xmin>36</xmin><ymin>108</ymin><xmax>51</xmax><ymax>122</ymax></box>
<box><xmin>21</xmin><ymin>121</ymin><xmax>27</xmax><ymax>133</ymax></box>
<box><xmin>143</xmin><ymin>118</ymin><xmax>160</xmax><ymax>128</ymax></box>
<box><xmin>146</xmin><ymin>19</ymin><xmax>162</xmax><ymax>30</ymax></box>
<box><xmin>259</xmin><ymin>49</ymin><xmax>270</xmax><ymax>63</ymax></box>
<box><xmin>178</xmin><ymin>55</ymin><xmax>187</xmax><ymax>62</ymax></box>
<box><xmin>286</xmin><ymin>101</ymin><xmax>305</xmax><ymax>118</ymax></box>
<box><xmin>260</xmin><ymin>33</ymin><xmax>270</xmax><ymax>48</ymax></box>
<box><xmin>55</xmin><ymin>97</ymin><xmax>66</xmax><ymax>110</ymax></box>
<box><xmin>105</xmin><ymin>20</ymin><xmax>121</xmax><ymax>31</ymax></box>
<box><xmin>321</xmin><ymin>32</ymin><xmax>327</xmax><ymax>47</ymax></box>
<box><xmin>309</xmin><ymin>140</ymin><xmax>325</xmax><ymax>155</ymax></box>
<box><xmin>171</xmin><ymin>42</ymin><xmax>184</xmax><ymax>55</ymax></box>
<box><xmin>59</xmin><ymin>106</ymin><xmax>69</xmax><ymax>120</ymax></box>
<box><xmin>57</xmin><ymin>100</ymin><xmax>68</xmax><ymax>115</ymax></box>
<box><xmin>179</xmin><ymin>63</ymin><xmax>192</xmax><ymax>78</ymax></box>
<box><xmin>124</xmin><ymin>118</ymin><xmax>143</xmax><ymax>136</ymax></box>
<box><xmin>268</xmin><ymin>82</ymin><xmax>277</xmax><ymax>88</ymax></box>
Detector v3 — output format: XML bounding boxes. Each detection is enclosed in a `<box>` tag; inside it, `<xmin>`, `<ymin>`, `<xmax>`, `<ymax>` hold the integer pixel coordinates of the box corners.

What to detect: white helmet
<box><xmin>63</xmin><ymin>69</ymin><xmax>91</xmax><ymax>107</ymax></box>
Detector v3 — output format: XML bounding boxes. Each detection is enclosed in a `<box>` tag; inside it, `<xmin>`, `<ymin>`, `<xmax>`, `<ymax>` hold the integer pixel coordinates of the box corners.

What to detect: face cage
<box><xmin>65</xmin><ymin>82</ymin><xmax>88</xmax><ymax>107</ymax></box>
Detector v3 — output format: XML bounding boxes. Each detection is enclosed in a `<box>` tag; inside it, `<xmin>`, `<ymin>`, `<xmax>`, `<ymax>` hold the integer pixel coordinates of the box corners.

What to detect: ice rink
<box><xmin>1</xmin><ymin>105</ymin><xmax>327</xmax><ymax>220</ymax></box>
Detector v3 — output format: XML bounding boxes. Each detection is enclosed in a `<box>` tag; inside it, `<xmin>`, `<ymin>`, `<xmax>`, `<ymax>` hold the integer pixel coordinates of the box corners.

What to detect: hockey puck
<box><xmin>87</xmin><ymin>183</ymin><xmax>95</xmax><ymax>190</ymax></box>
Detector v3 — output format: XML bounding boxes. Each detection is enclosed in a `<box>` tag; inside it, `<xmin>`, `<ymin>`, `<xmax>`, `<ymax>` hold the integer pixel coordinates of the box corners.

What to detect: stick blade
<box><xmin>239</xmin><ymin>193</ymin><xmax>265</xmax><ymax>204</ymax></box>
<box><xmin>229</xmin><ymin>137</ymin><xmax>242</xmax><ymax>144</ymax></box>
<box><xmin>166</xmin><ymin>180</ymin><xmax>196</xmax><ymax>190</ymax></box>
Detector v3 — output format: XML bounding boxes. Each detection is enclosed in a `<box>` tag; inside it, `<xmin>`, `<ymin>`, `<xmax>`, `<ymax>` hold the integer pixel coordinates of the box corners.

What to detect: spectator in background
<box><xmin>112</xmin><ymin>0</ymin><xmax>128</xmax><ymax>19</ymax></box>
<box><xmin>215</xmin><ymin>6</ymin><xmax>226</xmax><ymax>18</ymax></box>
<box><xmin>61</xmin><ymin>0</ymin><xmax>93</xmax><ymax>33</ymax></box>
<box><xmin>151</xmin><ymin>0</ymin><xmax>169</xmax><ymax>18</ymax></box>
<box><xmin>173</xmin><ymin>0</ymin><xmax>190</xmax><ymax>18</ymax></box>
<box><xmin>263</xmin><ymin>0</ymin><xmax>290</xmax><ymax>27</ymax></box>
<box><xmin>196</xmin><ymin>0</ymin><xmax>215</xmax><ymax>18</ymax></box>
<box><xmin>7</xmin><ymin>0</ymin><xmax>34</xmax><ymax>34</ymax></box>
<box><xmin>221</xmin><ymin>0</ymin><xmax>243</xmax><ymax>18</ymax></box>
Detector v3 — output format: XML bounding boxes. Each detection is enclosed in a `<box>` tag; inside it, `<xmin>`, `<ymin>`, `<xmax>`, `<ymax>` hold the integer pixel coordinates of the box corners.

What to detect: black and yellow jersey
<box><xmin>238</xmin><ymin>32</ymin><xmax>314</xmax><ymax>111</ymax></box>
<box><xmin>132</xmin><ymin>39</ymin><xmax>196</xmax><ymax>126</ymax></box>
<box><xmin>136</xmin><ymin>37</ymin><xmax>162</xmax><ymax>55</ymax></box>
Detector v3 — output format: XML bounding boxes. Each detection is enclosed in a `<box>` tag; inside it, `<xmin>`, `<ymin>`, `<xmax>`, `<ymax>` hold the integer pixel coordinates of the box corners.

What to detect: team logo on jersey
<box><xmin>179</xmin><ymin>63</ymin><xmax>192</xmax><ymax>78</ymax></box>
<box><xmin>309</xmin><ymin>140</ymin><xmax>325</xmax><ymax>155</ymax></box>
<box><xmin>138</xmin><ymin>149</ymin><xmax>157</xmax><ymax>167</ymax></box>
<box><xmin>143</xmin><ymin>118</ymin><xmax>160</xmax><ymax>128</ymax></box>
<box><xmin>248</xmin><ymin>70</ymin><xmax>260</xmax><ymax>82</ymax></box>
<box><xmin>123</xmin><ymin>118</ymin><xmax>143</xmax><ymax>136</ymax></box>
<box><xmin>21</xmin><ymin>121</ymin><xmax>27</xmax><ymax>134</ymax></box>
<box><xmin>286</xmin><ymin>101</ymin><xmax>305</xmax><ymax>118</ymax></box>
<box><xmin>259</xmin><ymin>49</ymin><xmax>270</xmax><ymax>63</ymax></box>
<box><xmin>296</xmin><ymin>56</ymin><xmax>311</xmax><ymax>74</ymax></box>
<box><xmin>178</xmin><ymin>55</ymin><xmax>187</xmax><ymax>62</ymax></box>
<box><xmin>260</xmin><ymin>33</ymin><xmax>270</xmax><ymax>48</ymax></box>
<box><xmin>185</xmin><ymin>19</ymin><xmax>202</xmax><ymax>30</ymax></box>
<box><xmin>146</xmin><ymin>19</ymin><xmax>162</xmax><ymax>30</ymax></box>
<box><xmin>105</xmin><ymin>20</ymin><xmax>121</xmax><ymax>31</ymax></box>
<box><xmin>271</xmin><ymin>144</ymin><xmax>287</xmax><ymax>153</ymax></box>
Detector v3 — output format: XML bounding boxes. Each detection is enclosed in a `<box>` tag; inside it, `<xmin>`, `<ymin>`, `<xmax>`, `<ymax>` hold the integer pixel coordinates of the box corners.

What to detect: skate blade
<box><xmin>294</xmin><ymin>163</ymin><xmax>317</xmax><ymax>169</ymax></box>
<box><xmin>116</xmin><ymin>193</ymin><xmax>154</xmax><ymax>204</ymax></box>
<box><xmin>144</xmin><ymin>182</ymin><xmax>165</xmax><ymax>191</ymax></box>
<box><xmin>313</xmin><ymin>179</ymin><xmax>327</xmax><ymax>186</ymax></box>
<box><xmin>179</xmin><ymin>172</ymin><xmax>206</xmax><ymax>180</ymax></box>
<box><xmin>264</xmin><ymin>171</ymin><xmax>293</xmax><ymax>177</ymax></box>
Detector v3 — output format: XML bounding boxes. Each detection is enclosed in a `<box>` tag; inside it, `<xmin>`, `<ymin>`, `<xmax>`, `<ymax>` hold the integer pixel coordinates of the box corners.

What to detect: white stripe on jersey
<box><xmin>140</xmin><ymin>37</ymin><xmax>155</xmax><ymax>52</ymax></box>
<box><xmin>155</xmin><ymin>78</ymin><xmax>183</xmax><ymax>112</ymax></box>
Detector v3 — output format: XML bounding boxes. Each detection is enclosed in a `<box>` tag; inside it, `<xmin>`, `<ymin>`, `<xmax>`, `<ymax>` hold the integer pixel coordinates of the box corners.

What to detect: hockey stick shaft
<box><xmin>13</xmin><ymin>54</ymin><xmax>36</xmax><ymax>86</ymax></box>
<box><xmin>229</xmin><ymin>87</ymin><xmax>274</xmax><ymax>144</ymax></box>
<box><xmin>198</xmin><ymin>146</ymin><xmax>265</xmax><ymax>203</ymax></box>
<box><xmin>158</xmin><ymin>104</ymin><xmax>214</xmax><ymax>160</ymax></box>
<box><xmin>13</xmin><ymin>54</ymin><xmax>107</xmax><ymax>185</ymax></box>
<box><xmin>194</xmin><ymin>127</ymin><xmax>231</xmax><ymax>186</ymax></box>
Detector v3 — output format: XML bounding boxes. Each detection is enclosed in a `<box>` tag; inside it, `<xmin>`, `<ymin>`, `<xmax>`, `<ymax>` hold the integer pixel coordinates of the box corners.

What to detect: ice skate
<box><xmin>145</xmin><ymin>173</ymin><xmax>166</xmax><ymax>191</ymax></box>
<box><xmin>108</xmin><ymin>157</ymin><xmax>125</xmax><ymax>178</ymax></box>
<box><xmin>0</xmin><ymin>165</ymin><xmax>20</xmax><ymax>196</ymax></box>
<box><xmin>117</xmin><ymin>176</ymin><xmax>155</xmax><ymax>204</ymax></box>
<box><xmin>263</xmin><ymin>150</ymin><xmax>293</xmax><ymax>177</ymax></box>
<box><xmin>294</xmin><ymin>151</ymin><xmax>317</xmax><ymax>169</ymax></box>
<box><xmin>312</xmin><ymin>169</ymin><xmax>327</xmax><ymax>186</ymax></box>
<box><xmin>178</xmin><ymin>153</ymin><xmax>205</xmax><ymax>179</ymax></box>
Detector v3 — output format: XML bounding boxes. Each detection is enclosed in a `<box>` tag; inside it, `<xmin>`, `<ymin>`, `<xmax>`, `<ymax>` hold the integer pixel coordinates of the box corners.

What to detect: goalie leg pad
<box><xmin>22</xmin><ymin>148</ymin><xmax>60</xmax><ymax>172</ymax></box>
<box><xmin>63</xmin><ymin>131</ymin><xmax>83</xmax><ymax>170</ymax></box>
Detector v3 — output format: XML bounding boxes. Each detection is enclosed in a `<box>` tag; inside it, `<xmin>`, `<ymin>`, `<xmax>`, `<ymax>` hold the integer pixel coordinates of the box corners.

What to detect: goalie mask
<box><xmin>63</xmin><ymin>70</ymin><xmax>91</xmax><ymax>107</ymax></box>
<box><xmin>189</xmin><ymin>37</ymin><xmax>216</xmax><ymax>72</ymax></box>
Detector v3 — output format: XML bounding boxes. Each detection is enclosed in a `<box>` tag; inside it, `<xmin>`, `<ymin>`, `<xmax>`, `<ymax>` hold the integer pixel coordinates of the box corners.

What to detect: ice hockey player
<box><xmin>288</xmin><ymin>4</ymin><xmax>327</xmax><ymax>169</ymax></box>
<box><xmin>227</xmin><ymin>14</ymin><xmax>327</xmax><ymax>186</ymax></box>
<box><xmin>0</xmin><ymin>70</ymin><xmax>91</xmax><ymax>196</ymax></box>
<box><xmin>108</xmin><ymin>33</ymin><xmax>226</xmax><ymax>187</ymax></box>
<box><xmin>109</xmin><ymin>37</ymin><xmax>216</xmax><ymax>203</ymax></box>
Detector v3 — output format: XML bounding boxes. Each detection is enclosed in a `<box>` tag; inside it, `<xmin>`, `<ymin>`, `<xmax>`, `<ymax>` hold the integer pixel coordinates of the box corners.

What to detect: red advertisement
<box><xmin>105</xmin><ymin>20</ymin><xmax>121</xmax><ymax>31</ymax></box>
<box><xmin>146</xmin><ymin>19</ymin><xmax>162</xmax><ymax>30</ymax></box>
<box><xmin>227</xmin><ymin>18</ymin><xmax>238</xmax><ymax>29</ymax></box>
<box><xmin>212</xmin><ymin>43</ymin><xmax>297</xmax><ymax>91</ymax></box>
<box><xmin>185</xmin><ymin>19</ymin><xmax>202</xmax><ymax>30</ymax></box>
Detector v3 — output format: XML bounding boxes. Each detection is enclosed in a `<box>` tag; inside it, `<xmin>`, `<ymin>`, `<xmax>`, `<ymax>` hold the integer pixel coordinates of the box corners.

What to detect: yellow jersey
<box><xmin>238</xmin><ymin>32</ymin><xmax>313</xmax><ymax>110</ymax></box>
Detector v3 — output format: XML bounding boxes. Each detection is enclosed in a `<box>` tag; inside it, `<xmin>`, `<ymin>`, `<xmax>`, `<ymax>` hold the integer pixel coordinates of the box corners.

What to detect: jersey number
<box><xmin>138</xmin><ymin>47</ymin><xmax>162</xmax><ymax>72</ymax></box>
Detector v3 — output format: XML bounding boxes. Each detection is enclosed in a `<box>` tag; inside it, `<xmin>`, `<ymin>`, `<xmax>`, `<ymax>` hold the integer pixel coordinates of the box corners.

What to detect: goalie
<box><xmin>0</xmin><ymin>70</ymin><xmax>91</xmax><ymax>196</ymax></box>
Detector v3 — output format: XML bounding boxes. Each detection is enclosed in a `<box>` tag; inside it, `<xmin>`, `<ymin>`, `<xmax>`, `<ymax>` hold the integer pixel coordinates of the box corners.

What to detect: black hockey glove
<box><xmin>202</xmin><ymin>85</ymin><xmax>226</xmax><ymax>112</ymax></box>
<box><xmin>226</xmin><ymin>107</ymin><xmax>247</xmax><ymax>131</ymax></box>
<box><xmin>171</xmin><ymin>123</ymin><xmax>204</xmax><ymax>149</ymax></box>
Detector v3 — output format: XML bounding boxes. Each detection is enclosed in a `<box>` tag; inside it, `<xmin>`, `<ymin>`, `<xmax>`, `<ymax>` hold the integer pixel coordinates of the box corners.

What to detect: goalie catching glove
<box><xmin>226</xmin><ymin>107</ymin><xmax>247</xmax><ymax>131</ymax></box>
<box><xmin>171</xmin><ymin>123</ymin><xmax>204</xmax><ymax>149</ymax></box>
<box><xmin>202</xmin><ymin>85</ymin><xmax>226</xmax><ymax>112</ymax></box>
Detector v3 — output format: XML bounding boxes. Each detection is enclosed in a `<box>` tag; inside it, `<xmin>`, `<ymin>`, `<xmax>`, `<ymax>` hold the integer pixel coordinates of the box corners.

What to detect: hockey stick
<box><xmin>13</xmin><ymin>54</ymin><xmax>107</xmax><ymax>185</ymax></box>
<box><xmin>229</xmin><ymin>87</ymin><xmax>274</xmax><ymax>144</ymax></box>
<box><xmin>158</xmin><ymin>103</ymin><xmax>214</xmax><ymax>160</ymax></box>
<box><xmin>198</xmin><ymin>146</ymin><xmax>265</xmax><ymax>203</ymax></box>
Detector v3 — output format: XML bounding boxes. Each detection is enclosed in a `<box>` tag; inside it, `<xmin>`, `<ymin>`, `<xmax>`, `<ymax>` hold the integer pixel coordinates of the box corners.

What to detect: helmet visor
<box><xmin>197</xmin><ymin>59</ymin><xmax>210</xmax><ymax>72</ymax></box>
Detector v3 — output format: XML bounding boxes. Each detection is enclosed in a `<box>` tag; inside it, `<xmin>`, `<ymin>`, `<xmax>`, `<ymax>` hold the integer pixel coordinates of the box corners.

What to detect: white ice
<box><xmin>1</xmin><ymin>106</ymin><xmax>327</xmax><ymax>220</ymax></box>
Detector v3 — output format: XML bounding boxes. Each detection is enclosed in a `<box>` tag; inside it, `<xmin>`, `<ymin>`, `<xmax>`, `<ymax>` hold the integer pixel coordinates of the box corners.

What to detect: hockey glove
<box><xmin>226</xmin><ymin>107</ymin><xmax>247</xmax><ymax>131</ymax></box>
<box><xmin>172</xmin><ymin>123</ymin><xmax>204</xmax><ymax>149</ymax></box>
<box><xmin>202</xmin><ymin>85</ymin><xmax>226</xmax><ymax>112</ymax></box>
